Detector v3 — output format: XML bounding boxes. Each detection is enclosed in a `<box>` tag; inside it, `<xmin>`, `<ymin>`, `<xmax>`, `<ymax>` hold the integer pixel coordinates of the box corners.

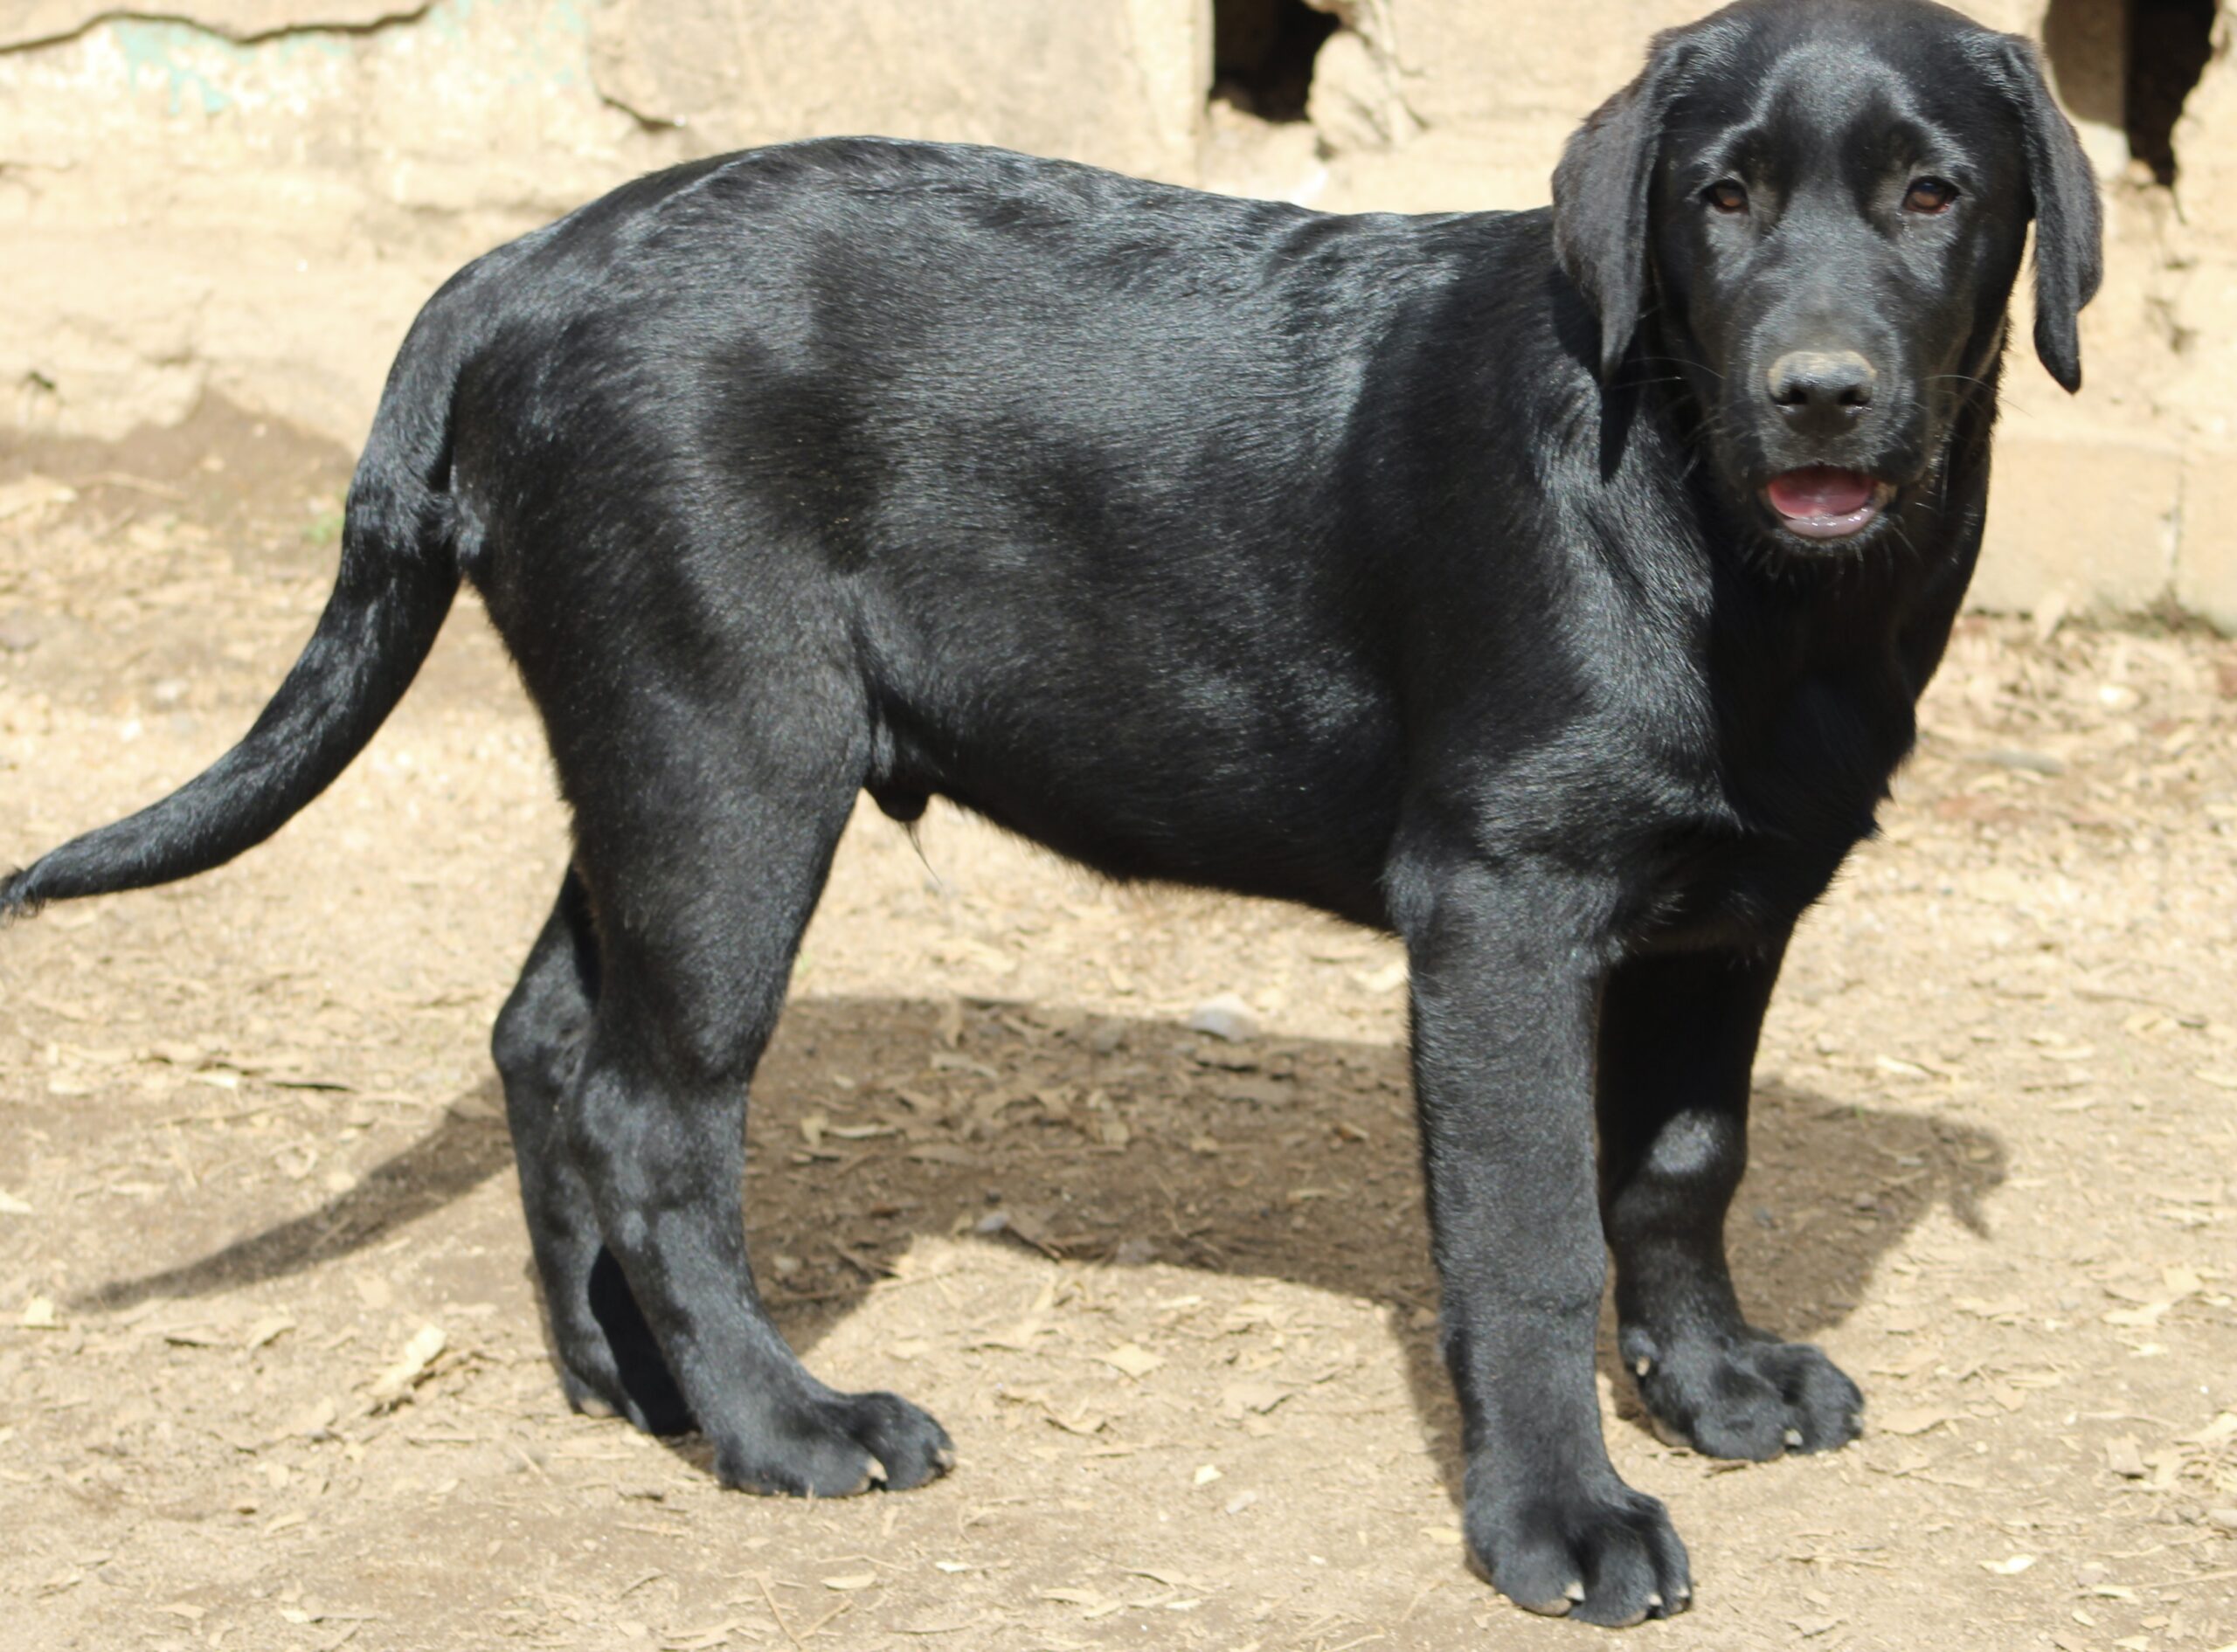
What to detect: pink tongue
<box><xmin>1767</xmin><ymin>467</ymin><xmax>1874</xmax><ymax>520</ymax></box>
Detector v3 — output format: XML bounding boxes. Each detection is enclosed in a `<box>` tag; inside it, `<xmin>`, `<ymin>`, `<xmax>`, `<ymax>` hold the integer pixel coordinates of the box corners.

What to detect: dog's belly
<box><xmin>871</xmin><ymin>658</ymin><xmax>1406</xmax><ymax>928</ymax></box>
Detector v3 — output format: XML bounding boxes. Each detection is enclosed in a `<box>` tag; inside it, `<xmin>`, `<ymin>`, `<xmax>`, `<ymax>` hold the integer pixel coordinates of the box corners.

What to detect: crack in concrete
<box><xmin>0</xmin><ymin>3</ymin><xmax>433</xmax><ymax>57</ymax></box>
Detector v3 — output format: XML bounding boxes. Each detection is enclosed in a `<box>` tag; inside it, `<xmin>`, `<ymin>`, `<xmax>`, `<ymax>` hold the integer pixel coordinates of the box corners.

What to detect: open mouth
<box><xmin>1763</xmin><ymin>467</ymin><xmax>1894</xmax><ymax>541</ymax></box>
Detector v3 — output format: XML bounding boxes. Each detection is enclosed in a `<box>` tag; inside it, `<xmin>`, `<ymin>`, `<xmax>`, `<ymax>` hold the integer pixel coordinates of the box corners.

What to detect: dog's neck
<box><xmin>1625</xmin><ymin>340</ymin><xmax>2004</xmax><ymax>840</ymax></box>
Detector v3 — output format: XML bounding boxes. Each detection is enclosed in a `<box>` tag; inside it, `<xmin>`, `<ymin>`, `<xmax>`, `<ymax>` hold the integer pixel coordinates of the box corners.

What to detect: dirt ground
<box><xmin>1</xmin><ymin>402</ymin><xmax>2234</xmax><ymax>1652</ymax></box>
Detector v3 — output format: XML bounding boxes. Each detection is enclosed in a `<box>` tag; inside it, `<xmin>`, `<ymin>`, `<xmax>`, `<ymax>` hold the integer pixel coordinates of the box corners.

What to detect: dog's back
<box><xmin>439</xmin><ymin>141</ymin><xmax>1635</xmax><ymax>922</ymax></box>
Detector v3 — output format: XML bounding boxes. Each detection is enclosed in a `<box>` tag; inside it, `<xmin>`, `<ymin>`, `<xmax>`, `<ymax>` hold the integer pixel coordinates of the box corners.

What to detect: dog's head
<box><xmin>1553</xmin><ymin>0</ymin><xmax>2101</xmax><ymax>546</ymax></box>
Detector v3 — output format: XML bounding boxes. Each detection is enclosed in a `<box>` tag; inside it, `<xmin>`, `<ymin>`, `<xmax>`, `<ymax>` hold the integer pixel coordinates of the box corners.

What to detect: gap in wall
<box><xmin>2044</xmin><ymin>0</ymin><xmax>2218</xmax><ymax>186</ymax></box>
<box><xmin>1210</xmin><ymin>0</ymin><xmax>1339</xmax><ymax>123</ymax></box>
<box><xmin>2128</xmin><ymin>0</ymin><xmax>2216</xmax><ymax>184</ymax></box>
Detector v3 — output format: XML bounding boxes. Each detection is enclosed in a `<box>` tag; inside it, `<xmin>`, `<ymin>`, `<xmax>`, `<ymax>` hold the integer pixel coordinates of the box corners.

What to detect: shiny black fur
<box><xmin>2</xmin><ymin>0</ymin><xmax>2097</xmax><ymax>1626</ymax></box>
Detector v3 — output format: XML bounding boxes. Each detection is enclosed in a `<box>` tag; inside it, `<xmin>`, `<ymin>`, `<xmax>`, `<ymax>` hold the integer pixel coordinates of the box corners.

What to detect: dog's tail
<box><xmin>0</xmin><ymin>301</ymin><xmax>474</xmax><ymax>923</ymax></box>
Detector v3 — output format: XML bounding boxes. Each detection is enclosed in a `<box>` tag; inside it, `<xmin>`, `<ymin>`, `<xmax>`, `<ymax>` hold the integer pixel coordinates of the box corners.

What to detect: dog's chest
<box><xmin>1630</xmin><ymin>816</ymin><xmax>1861</xmax><ymax>951</ymax></box>
<box><xmin>1621</xmin><ymin>675</ymin><xmax>1909</xmax><ymax>950</ymax></box>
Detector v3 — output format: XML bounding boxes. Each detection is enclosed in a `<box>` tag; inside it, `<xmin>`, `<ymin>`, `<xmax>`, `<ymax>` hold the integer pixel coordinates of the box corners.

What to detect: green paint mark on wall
<box><xmin>100</xmin><ymin>2</ymin><xmax>597</xmax><ymax>122</ymax></box>
<box><xmin>113</xmin><ymin>18</ymin><xmax>240</xmax><ymax>116</ymax></box>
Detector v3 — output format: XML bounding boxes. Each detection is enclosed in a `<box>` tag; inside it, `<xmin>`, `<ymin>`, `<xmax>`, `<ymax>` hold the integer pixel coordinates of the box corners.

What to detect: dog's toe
<box><xmin>712</xmin><ymin>1389</ymin><xmax>955</xmax><ymax>1498</ymax></box>
<box><xmin>1628</xmin><ymin>1329</ymin><xmax>1862</xmax><ymax>1461</ymax></box>
<box><xmin>840</xmin><ymin>1390</ymin><xmax>956</xmax><ymax>1490</ymax></box>
<box><xmin>1468</xmin><ymin>1483</ymin><xmax>1692</xmax><ymax>1628</ymax></box>
<box><xmin>560</xmin><ymin>1353</ymin><xmax>695</xmax><ymax>1437</ymax></box>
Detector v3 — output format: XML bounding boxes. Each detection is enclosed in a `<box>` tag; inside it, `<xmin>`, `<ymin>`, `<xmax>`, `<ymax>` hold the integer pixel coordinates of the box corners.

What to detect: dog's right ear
<box><xmin>1552</xmin><ymin>31</ymin><xmax>1699</xmax><ymax>383</ymax></box>
<box><xmin>1979</xmin><ymin>34</ymin><xmax>2104</xmax><ymax>393</ymax></box>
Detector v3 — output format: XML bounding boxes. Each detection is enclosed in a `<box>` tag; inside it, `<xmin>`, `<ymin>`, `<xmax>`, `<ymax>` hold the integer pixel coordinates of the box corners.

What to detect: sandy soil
<box><xmin>1</xmin><ymin>404</ymin><xmax>2234</xmax><ymax>1652</ymax></box>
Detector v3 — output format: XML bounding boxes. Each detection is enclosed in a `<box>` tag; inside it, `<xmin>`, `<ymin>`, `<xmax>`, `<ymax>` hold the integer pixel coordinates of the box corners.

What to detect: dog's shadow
<box><xmin>76</xmin><ymin>993</ymin><xmax>2005</xmax><ymax>1496</ymax></box>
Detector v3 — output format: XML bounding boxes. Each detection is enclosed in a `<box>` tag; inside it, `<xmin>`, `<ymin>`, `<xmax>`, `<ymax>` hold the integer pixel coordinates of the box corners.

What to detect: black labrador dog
<box><xmin>3</xmin><ymin>0</ymin><xmax>2097</xmax><ymax>1626</ymax></box>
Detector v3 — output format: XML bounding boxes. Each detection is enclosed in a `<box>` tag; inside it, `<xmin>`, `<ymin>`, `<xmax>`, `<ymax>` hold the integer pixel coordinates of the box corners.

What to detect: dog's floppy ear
<box><xmin>1552</xmin><ymin>31</ymin><xmax>1698</xmax><ymax>382</ymax></box>
<box><xmin>1984</xmin><ymin>36</ymin><xmax>2103</xmax><ymax>393</ymax></box>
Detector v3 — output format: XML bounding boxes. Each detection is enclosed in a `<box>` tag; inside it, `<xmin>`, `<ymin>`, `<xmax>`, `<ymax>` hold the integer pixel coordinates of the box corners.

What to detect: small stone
<box><xmin>2106</xmin><ymin>1435</ymin><xmax>2148</xmax><ymax>1479</ymax></box>
<box><xmin>1188</xmin><ymin>994</ymin><xmax>1259</xmax><ymax>1042</ymax></box>
<box><xmin>0</xmin><ymin>612</ymin><xmax>38</xmax><ymax>653</ymax></box>
<box><xmin>284</xmin><ymin>1397</ymin><xmax>340</xmax><ymax>1441</ymax></box>
<box><xmin>2206</xmin><ymin>1507</ymin><xmax>2237</xmax><ymax>1534</ymax></box>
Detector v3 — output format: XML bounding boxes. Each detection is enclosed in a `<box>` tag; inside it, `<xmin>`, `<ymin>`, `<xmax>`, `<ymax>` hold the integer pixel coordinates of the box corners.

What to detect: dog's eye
<box><xmin>1903</xmin><ymin>176</ymin><xmax>1958</xmax><ymax>214</ymax></box>
<box><xmin>1704</xmin><ymin>179</ymin><xmax>1749</xmax><ymax>215</ymax></box>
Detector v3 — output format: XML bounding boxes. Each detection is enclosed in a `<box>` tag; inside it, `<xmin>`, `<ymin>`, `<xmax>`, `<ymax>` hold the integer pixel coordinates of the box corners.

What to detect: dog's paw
<box><xmin>713</xmin><ymin>1389</ymin><xmax>955</xmax><ymax>1497</ymax></box>
<box><xmin>554</xmin><ymin>1249</ymin><xmax>696</xmax><ymax>1434</ymax></box>
<box><xmin>1624</xmin><ymin>1327</ymin><xmax>1862</xmax><ymax>1461</ymax></box>
<box><xmin>1466</xmin><ymin>1482</ymin><xmax>1692</xmax><ymax>1627</ymax></box>
<box><xmin>561</xmin><ymin>1356</ymin><xmax>695</xmax><ymax>1437</ymax></box>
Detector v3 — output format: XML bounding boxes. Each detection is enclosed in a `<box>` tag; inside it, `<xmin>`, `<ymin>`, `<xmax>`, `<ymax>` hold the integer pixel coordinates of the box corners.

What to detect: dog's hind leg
<box><xmin>1596</xmin><ymin>947</ymin><xmax>1863</xmax><ymax>1461</ymax></box>
<box><xmin>553</xmin><ymin>693</ymin><xmax>952</xmax><ymax>1496</ymax></box>
<box><xmin>493</xmin><ymin>868</ymin><xmax>691</xmax><ymax>1434</ymax></box>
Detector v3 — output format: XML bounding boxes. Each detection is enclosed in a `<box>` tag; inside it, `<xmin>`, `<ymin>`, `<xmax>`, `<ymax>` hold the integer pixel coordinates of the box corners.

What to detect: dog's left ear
<box><xmin>1552</xmin><ymin>30</ymin><xmax>1700</xmax><ymax>383</ymax></box>
<box><xmin>1984</xmin><ymin>36</ymin><xmax>2104</xmax><ymax>393</ymax></box>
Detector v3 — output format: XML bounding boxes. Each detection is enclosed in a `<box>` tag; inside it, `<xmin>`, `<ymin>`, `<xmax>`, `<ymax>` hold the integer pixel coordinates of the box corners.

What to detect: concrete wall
<box><xmin>1</xmin><ymin>0</ymin><xmax>2230</xmax><ymax>624</ymax></box>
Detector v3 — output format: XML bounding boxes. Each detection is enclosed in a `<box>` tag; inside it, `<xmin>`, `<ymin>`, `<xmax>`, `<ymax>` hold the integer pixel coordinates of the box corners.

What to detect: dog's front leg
<box><xmin>1596</xmin><ymin>946</ymin><xmax>1863</xmax><ymax>1460</ymax></box>
<box><xmin>1403</xmin><ymin>861</ymin><xmax>1690</xmax><ymax>1626</ymax></box>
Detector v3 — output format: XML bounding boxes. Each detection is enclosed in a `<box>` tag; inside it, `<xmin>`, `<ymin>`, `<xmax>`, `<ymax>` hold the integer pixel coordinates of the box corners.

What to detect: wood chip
<box><xmin>367</xmin><ymin>1324</ymin><xmax>447</xmax><ymax>1410</ymax></box>
<box><xmin>906</xmin><ymin>1144</ymin><xmax>979</xmax><ymax>1167</ymax></box>
<box><xmin>1037</xmin><ymin>1587</ymin><xmax>1122</xmax><ymax>1619</ymax></box>
<box><xmin>2189</xmin><ymin>1413</ymin><xmax>2237</xmax><ymax>1447</ymax></box>
<box><xmin>2103</xmin><ymin>1301</ymin><xmax>2174</xmax><ymax>1328</ymax></box>
<box><xmin>1100</xmin><ymin>1343</ymin><xmax>1165</xmax><ymax>1379</ymax></box>
<box><xmin>1220</xmin><ymin>1379</ymin><xmax>1292</xmax><ymax>1418</ymax></box>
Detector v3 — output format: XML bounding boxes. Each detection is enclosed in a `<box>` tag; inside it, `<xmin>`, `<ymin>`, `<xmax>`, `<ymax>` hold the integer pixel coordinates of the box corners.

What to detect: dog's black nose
<box><xmin>1766</xmin><ymin>350</ymin><xmax>1876</xmax><ymax>433</ymax></box>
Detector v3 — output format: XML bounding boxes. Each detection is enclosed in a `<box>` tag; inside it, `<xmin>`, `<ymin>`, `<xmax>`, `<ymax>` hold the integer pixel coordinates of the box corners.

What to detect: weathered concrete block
<box><xmin>1971</xmin><ymin>432</ymin><xmax>2182</xmax><ymax>617</ymax></box>
<box><xmin>589</xmin><ymin>0</ymin><xmax>1206</xmax><ymax>180</ymax></box>
<box><xmin>2174</xmin><ymin>446</ymin><xmax>2237</xmax><ymax>633</ymax></box>
<box><xmin>0</xmin><ymin>0</ymin><xmax>2225</xmax><ymax>633</ymax></box>
<box><xmin>0</xmin><ymin>1</ymin><xmax>412</xmax><ymax>50</ymax></box>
